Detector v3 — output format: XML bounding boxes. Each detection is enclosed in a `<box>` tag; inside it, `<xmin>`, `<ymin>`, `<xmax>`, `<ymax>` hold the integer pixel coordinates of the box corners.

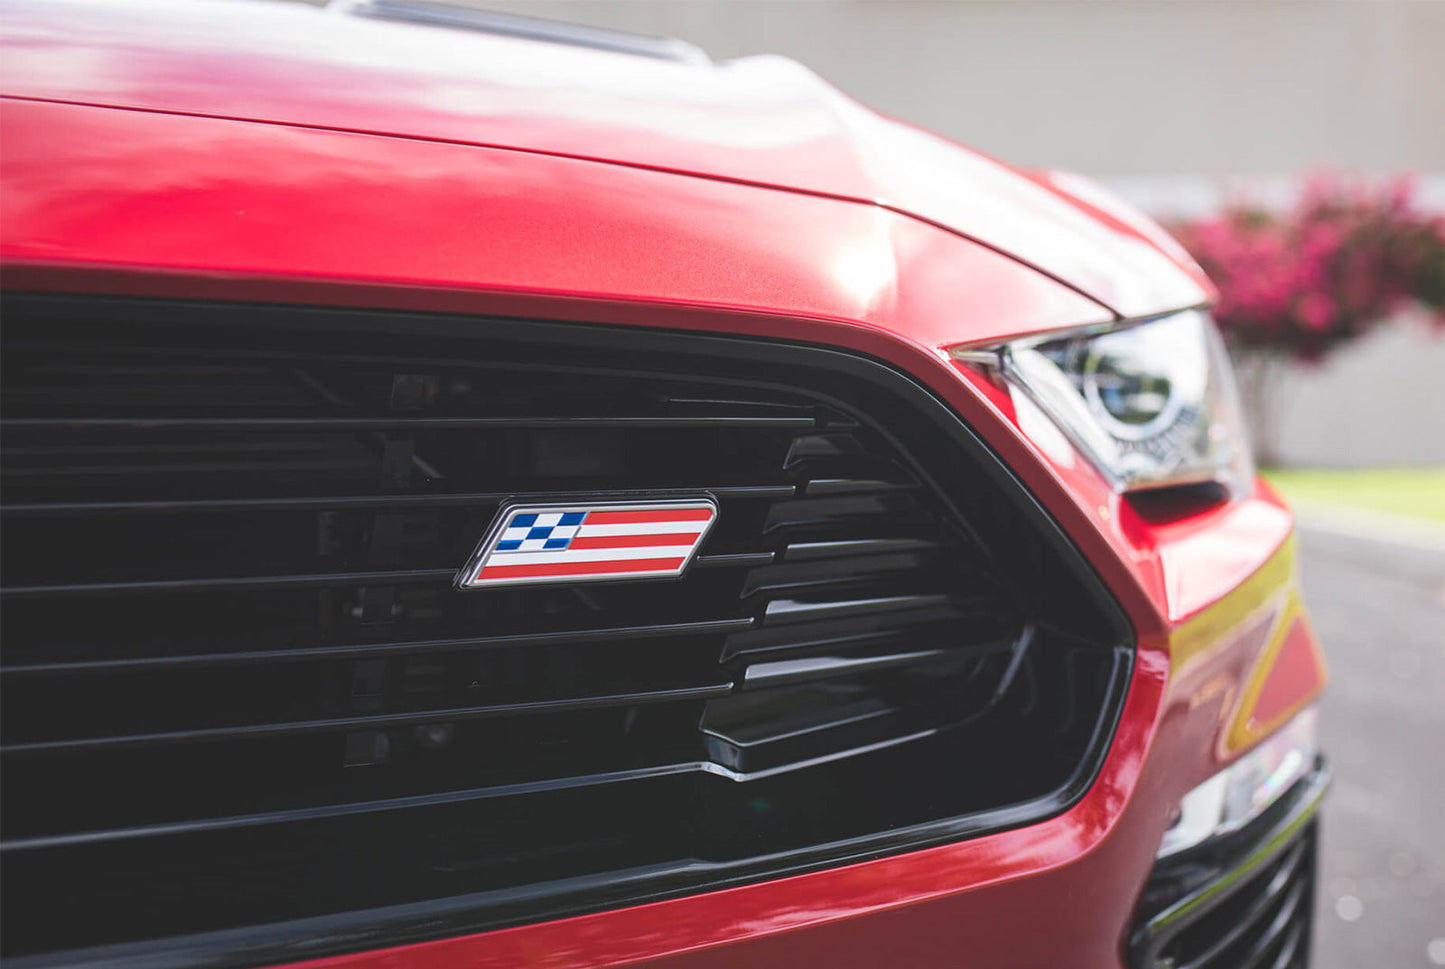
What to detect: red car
<box><xmin>0</xmin><ymin>2</ymin><xmax>1329</xmax><ymax>968</ymax></box>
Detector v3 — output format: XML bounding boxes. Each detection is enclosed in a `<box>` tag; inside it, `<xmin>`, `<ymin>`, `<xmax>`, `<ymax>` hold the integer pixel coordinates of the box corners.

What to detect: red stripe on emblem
<box><xmin>568</xmin><ymin>532</ymin><xmax>702</xmax><ymax>550</ymax></box>
<box><xmin>582</xmin><ymin>508</ymin><xmax>713</xmax><ymax>525</ymax></box>
<box><xmin>477</xmin><ymin>556</ymin><xmax>688</xmax><ymax>580</ymax></box>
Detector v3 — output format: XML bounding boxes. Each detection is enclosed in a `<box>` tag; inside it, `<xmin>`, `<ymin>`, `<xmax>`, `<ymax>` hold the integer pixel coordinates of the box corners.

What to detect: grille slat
<box><xmin>1</xmin><ymin>568</ymin><xmax>462</xmax><ymax>598</ymax></box>
<box><xmin>2</xmin><ymin>684</ymin><xmax>734</xmax><ymax>755</ymax></box>
<box><xmin>761</xmin><ymin>592</ymin><xmax>951</xmax><ymax>624</ymax></box>
<box><xmin>692</xmin><ymin>551</ymin><xmax>777</xmax><ymax>569</ymax></box>
<box><xmin>739</xmin><ymin>648</ymin><xmax>952</xmax><ymax>687</ymax></box>
<box><xmin>782</xmin><ymin>537</ymin><xmax>939</xmax><ymax>561</ymax></box>
<box><xmin>1</xmin><ymin>415</ymin><xmax>818</xmax><ymax>430</ymax></box>
<box><xmin>0</xmin><ymin>760</ymin><xmax>721</xmax><ymax>854</ymax></box>
<box><xmin>2</xmin><ymin>690</ymin><xmax>734</xmax><ymax>756</ymax></box>
<box><xmin>0</xmin><ymin>617</ymin><xmax>757</xmax><ymax>676</ymax></box>
<box><xmin>1</xmin><ymin>296</ymin><xmax>1131</xmax><ymax>966</ymax></box>
<box><xmin>3</xmin><ymin>484</ymin><xmax>798</xmax><ymax>517</ymax></box>
<box><xmin>1261</xmin><ymin>925</ymin><xmax>1304</xmax><ymax>969</ymax></box>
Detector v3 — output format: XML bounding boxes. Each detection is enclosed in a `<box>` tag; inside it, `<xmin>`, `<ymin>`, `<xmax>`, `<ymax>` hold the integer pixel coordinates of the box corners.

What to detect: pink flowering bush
<box><xmin>1170</xmin><ymin>175</ymin><xmax>1445</xmax><ymax>461</ymax></box>
<box><xmin>1172</xmin><ymin>174</ymin><xmax>1445</xmax><ymax>361</ymax></box>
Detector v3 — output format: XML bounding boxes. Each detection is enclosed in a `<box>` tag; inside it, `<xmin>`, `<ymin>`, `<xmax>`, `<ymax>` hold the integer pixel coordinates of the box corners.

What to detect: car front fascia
<box><xmin>0</xmin><ymin>94</ymin><xmax>1324</xmax><ymax>969</ymax></box>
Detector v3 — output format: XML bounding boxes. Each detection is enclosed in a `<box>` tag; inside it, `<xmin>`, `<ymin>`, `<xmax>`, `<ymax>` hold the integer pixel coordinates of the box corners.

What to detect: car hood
<box><xmin>0</xmin><ymin>0</ymin><xmax>1211</xmax><ymax>320</ymax></box>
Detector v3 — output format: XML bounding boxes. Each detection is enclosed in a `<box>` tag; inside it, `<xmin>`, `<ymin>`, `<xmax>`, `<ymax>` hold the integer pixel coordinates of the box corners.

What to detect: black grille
<box><xmin>1</xmin><ymin>295</ymin><xmax>1132</xmax><ymax>968</ymax></box>
<box><xmin>1130</xmin><ymin>766</ymin><xmax>1327</xmax><ymax>969</ymax></box>
<box><xmin>1133</xmin><ymin>824</ymin><xmax>1317</xmax><ymax>969</ymax></box>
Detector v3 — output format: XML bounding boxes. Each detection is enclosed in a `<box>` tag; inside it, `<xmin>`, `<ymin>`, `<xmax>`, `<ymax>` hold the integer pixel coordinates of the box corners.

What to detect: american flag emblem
<box><xmin>456</xmin><ymin>499</ymin><xmax>718</xmax><ymax>589</ymax></box>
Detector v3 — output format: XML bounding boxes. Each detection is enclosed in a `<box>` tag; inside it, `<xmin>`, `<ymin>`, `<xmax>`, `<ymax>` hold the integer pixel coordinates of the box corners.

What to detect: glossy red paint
<box><xmin>0</xmin><ymin>98</ymin><xmax>1113</xmax><ymax>347</ymax></box>
<box><xmin>1250</xmin><ymin>618</ymin><xmax>1326</xmax><ymax>730</ymax></box>
<box><xmin>0</xmin><ymin>0</ymin><xmax>1210</xmax><ymax>319</ymax></box>
<box><xmin>0</xmin><ymin>6</ymin><xmax>1325</xmax><ymax>967</ymax></box>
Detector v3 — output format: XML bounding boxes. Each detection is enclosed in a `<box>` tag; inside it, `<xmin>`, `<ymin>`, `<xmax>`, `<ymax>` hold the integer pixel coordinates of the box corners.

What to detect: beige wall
<box><xmin>472</xmin><ymin>0</ymin><xmax>1445</xmax><ymax>177</ymax></box>
<box><xmin>1272</xmin><ymin>320</ymin><xmax>1445</xmax><ymax>467</ymax></box>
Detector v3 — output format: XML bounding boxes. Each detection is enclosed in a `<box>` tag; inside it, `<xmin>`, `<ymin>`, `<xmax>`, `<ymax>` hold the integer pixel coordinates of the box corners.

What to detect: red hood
<box><xmin>0</xmin><ymin>0</ymin><xmax>1210</xmax><ymax>320</ymax></box>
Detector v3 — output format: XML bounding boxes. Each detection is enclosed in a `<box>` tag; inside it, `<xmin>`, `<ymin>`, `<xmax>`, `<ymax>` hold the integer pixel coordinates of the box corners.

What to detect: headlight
<box><xmin>953</xmin><ymin>309</ymin><xmax>1252</xmax><ymax>493</ymax></box>
<box><xmin>1157</xmin><ymin>707</ymin><xmax>1318</xmax><ymax>858</ymax></box>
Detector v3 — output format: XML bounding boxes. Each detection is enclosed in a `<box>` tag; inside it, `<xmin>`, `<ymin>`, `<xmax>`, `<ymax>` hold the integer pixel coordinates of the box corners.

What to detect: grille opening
<box><xmin>1167</xmin><ymin>837</ymin><xmax>1310</xmax><ymax>966</ymax></box>
<box><xmin>1133</xmin><ymin>823</ymin><xmax>1317</xmax><ymax>969</ymax></box>
<box><xmin>1</xmin><ymin>296</ymin><xmax>1132</xmax><ymax>967</ymax></box>
<box><xmin>1129</xmin><ymin>768</ymin><xmax>1326</xmax><ymax>969</ymax></box>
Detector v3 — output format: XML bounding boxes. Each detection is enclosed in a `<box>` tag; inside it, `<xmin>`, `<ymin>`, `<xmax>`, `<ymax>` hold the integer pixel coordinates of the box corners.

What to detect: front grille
<box><xmin>1</xmin><ymin>295</ymin><xmax>1132</xmax><ymax>968</ymax></box>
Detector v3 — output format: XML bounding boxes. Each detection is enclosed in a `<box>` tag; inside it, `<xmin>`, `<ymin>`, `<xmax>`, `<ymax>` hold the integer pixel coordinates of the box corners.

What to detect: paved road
<box><xmin>1299</xmin><ymin>525</ymin><xmax>1445</xmax><ymax>968</ymax></box>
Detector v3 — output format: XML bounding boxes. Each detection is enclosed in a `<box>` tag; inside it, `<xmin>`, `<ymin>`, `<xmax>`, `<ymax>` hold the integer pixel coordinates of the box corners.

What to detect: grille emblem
<box><xmin>456</xmin><ymin>498</ymin><xmax>718</xmax><ymax>589</ymax></box>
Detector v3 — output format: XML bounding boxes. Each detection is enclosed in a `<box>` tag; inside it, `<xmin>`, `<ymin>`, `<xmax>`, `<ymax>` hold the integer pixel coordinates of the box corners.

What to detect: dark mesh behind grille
<box><xmin>0</xmin><ymin>296</ymin><xmax>1132</xmax><ymax>968</ymax></box>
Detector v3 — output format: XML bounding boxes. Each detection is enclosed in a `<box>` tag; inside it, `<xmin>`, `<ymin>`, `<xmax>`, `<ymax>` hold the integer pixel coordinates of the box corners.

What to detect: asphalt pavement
<box><xmin>1298</xmin><ymin>524</ymin><xmax>1445</xmax><ymax>968</ymax></box>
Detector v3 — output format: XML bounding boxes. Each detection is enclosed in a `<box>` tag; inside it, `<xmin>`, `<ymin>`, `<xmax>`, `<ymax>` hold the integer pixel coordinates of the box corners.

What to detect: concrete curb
<box><xmin>1288</xmin><ymin>497</ymin><xmax>1445</xmax><ymax>555</ymax></box>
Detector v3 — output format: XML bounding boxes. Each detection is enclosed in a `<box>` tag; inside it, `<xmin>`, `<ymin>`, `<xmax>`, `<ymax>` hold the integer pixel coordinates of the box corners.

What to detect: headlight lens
<box><xmin>954</xmin><ymin>309</ymin><xmax>1252</xmax><ymax>493</ymax></box>
<box><xmin>1157</xmin><ymin>707</ymin><xmax>1318</xmax><ymax>858</ymax></box>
